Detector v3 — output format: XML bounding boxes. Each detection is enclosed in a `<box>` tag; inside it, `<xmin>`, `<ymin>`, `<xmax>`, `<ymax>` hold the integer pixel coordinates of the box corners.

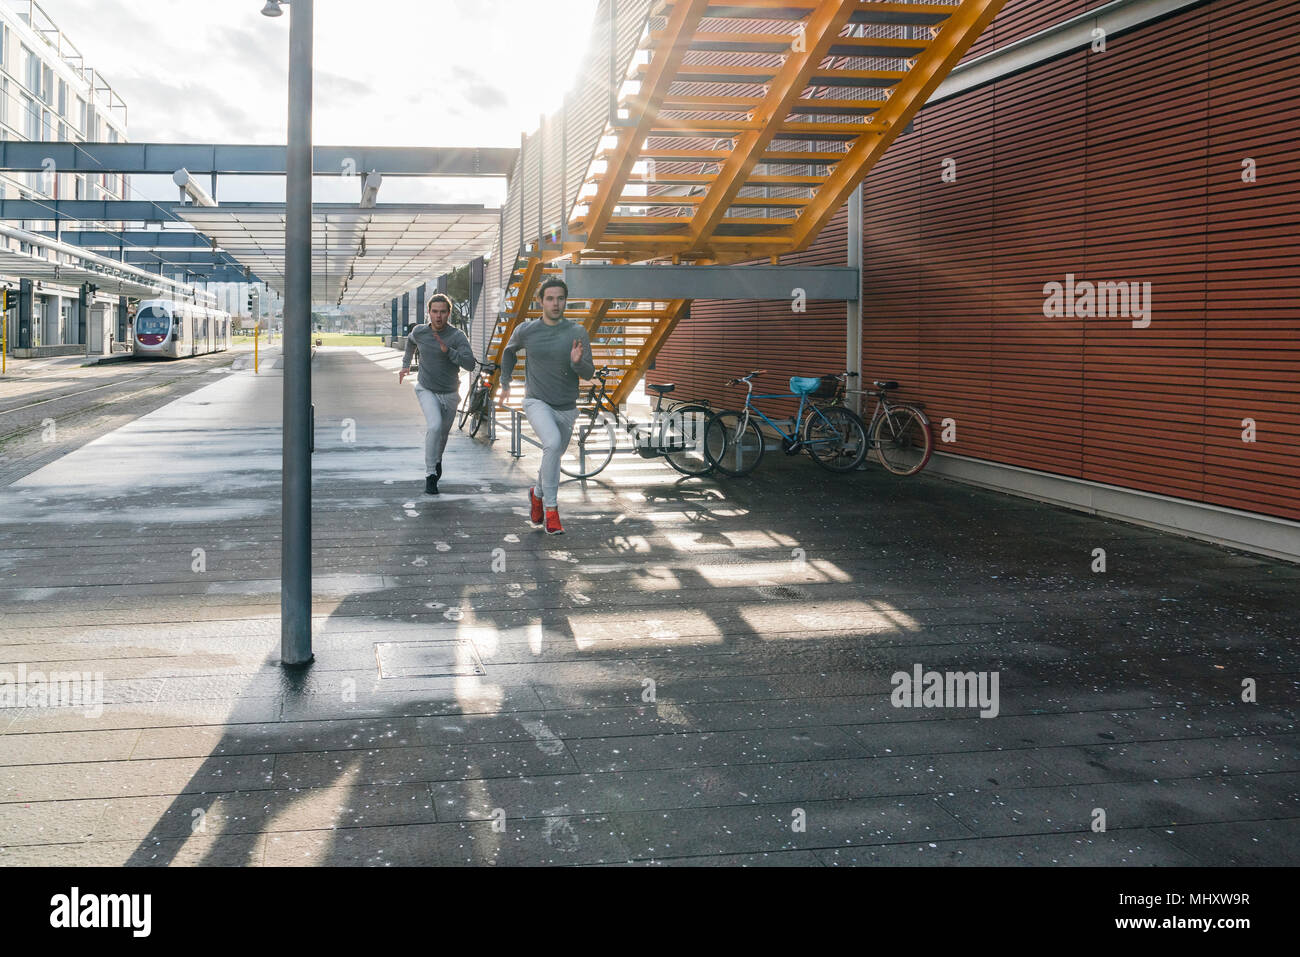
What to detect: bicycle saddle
<box><xmin>647</xmin><ymin>383</ymin><xmax>675</xmax><ymax>394</ymax></box>
<box><xmin>790</xmin><ymin>376</ymin><xmax>823</xmax><ymax>395</ymax></box>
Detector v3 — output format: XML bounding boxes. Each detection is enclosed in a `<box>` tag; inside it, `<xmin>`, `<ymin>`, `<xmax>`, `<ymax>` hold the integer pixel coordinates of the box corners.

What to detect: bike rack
<box><xmin>487</xmin><ymin>403</ymin><xmax>700</xmax><ymax>474</ymax></box>
<box><xmin>489</xmin><ymin>404</ymin><xmax>541</xmax><ymax>459</ymax></box>
<box><xmin>488</xmin><ymin>403</ymin><xmax>601</xmax><ymax>474</ymax></box>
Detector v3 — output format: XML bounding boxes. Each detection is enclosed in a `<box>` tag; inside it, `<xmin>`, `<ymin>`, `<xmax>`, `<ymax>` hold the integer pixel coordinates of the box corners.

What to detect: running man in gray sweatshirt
<box><xmin>399</xmin><ymin>293</ymin><xmax>476</xmax><ymax>494</ymax></box>
<box><xmin>499</xmin><ymin>277</ymin><xmax>595</xmax><ymax>534</ymax></box>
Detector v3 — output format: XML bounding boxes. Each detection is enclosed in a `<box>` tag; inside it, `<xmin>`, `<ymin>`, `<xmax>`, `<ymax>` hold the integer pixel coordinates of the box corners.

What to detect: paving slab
<box><xmin>1</xmin><ymin>347</ymin><xmax>1296</xmax><ymax>866</ymax></box>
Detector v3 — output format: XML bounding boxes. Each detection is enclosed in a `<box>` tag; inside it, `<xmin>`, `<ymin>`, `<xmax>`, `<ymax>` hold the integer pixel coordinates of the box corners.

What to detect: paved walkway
<box><xmin>0</xmin><ymin>346</ymin><xmax>1295</xmax><ymax>866</ymax></box>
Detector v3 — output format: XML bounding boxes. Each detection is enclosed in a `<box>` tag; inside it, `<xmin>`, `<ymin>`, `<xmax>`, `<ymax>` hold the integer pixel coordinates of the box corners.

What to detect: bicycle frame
<box><xmin>731</xmin><ymin>378</ymin><xmax>849</xmax><ymax>452</ymax></box>
<box><xmin>581</xmin><ymin>370</ymin><xmax>708</xmax><ymax>454</ymax></box>
<box><xmin>840</xmin><ymin>387</ymin><xmax>921</xmax><ymax>445</ymax></box>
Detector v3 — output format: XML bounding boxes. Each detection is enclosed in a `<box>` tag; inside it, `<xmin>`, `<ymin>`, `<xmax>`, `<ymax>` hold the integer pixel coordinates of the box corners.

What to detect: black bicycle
<box><xmin>562</xmin><ymin>367</ymin><xmax>715</xmax><ymax>478</ymax></box>
<box><xmin>457</xmin><ymin>359</ymin><xmax>498</xmax><ymax>438</ymax></box>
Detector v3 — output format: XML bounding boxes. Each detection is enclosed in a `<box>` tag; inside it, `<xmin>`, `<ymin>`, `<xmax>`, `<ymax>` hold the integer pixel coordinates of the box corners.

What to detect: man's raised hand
<box><xmin>434</xmin><ymin>330</ymin><xmax>449</xmax><ymax>353</ymax></box>
<box><xmin>571</xmin><ymin>338</ymin><xmax>583</xmax><ymax>363</ymax></box>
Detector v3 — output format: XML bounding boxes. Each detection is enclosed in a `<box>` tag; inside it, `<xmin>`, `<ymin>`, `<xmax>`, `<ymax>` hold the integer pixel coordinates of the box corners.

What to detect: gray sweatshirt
<box><xmin>402</xmin><ymin>323</ymin><xmax>476</xmax><ymax>393</ymax></box>
<box><xmin>500</xmin><ymin>318</ymin><xmax>595</xmax><ymax>411</ymax></box>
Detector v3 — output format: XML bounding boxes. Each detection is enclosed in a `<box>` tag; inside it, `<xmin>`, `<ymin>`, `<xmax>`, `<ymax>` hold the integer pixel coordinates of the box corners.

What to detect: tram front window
<box><xmin>135</xmin><ymin>307</ymin><xmax>171</xmax><ymax>336</ymax></box>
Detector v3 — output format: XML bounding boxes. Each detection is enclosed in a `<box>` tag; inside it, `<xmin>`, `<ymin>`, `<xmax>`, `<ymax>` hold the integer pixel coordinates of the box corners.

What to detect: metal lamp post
<box><xmin>265</xmin><ymin>0</ymin><xmax>315</xmax><ymax>666</ymax></box>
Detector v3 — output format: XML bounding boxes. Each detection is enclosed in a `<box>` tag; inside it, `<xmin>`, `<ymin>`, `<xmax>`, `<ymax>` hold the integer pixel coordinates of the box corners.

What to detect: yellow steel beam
<box><xmin>657</xmin><ymin>0</ymin><xmax>958</xmax><ymax>18</ymax></box>
<box><xmin>685</xmin><ymin>0</ymin><xmax>862</xmax><ymax>248</ymax></box>
<box><xmin>489</xmin><ymin>255</ymin><xmax>544</xmax><ymax>378</ymax></box>
<box><xmin>791</xmin><ymin>0</ymin><xmax>1008</xmax><ymax>248</ymax></box>
<box><xmin>609</xmin><ymin>298</ymin><xmax>693</xmax><ymax>406</ymax></box>
<box><xmin>579</xmin><ymin>0</ymin><xmax>712</xmax><ymax>248</ymax></box>
<box><xmin>583</xmin><ymin>298</ymin><xmax>613</xmax><ymax>336</ymax></box>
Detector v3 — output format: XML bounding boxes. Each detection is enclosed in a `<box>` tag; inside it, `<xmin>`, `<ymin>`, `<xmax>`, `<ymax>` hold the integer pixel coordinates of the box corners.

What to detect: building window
<box><xmin>21</xmin><ymin>93</ymin><xmax>38</xmax><ymax>140</ymax></box>
<box><xmin>0</xmin><ymin>78</ymin><xmax>7</xmax><ymax>130</ymax></box>
<box><xmin>42</xmin><ymin>108</ymin><xmax>51</xmax><ymax>141</ymax></box>
<box><xmin>57</xmin><ymin>78</ymin><xmax>66</xmax><ymax>116</ymax></box>
<box><xmin>21</xmin><ymin>44</ymin><xmax>38</xmax><ymax>94</ymax></box>
<box><xmin>40</xmin><ymin>64</ymin><xmax>52</xmax><ymax>105</ymax></box>
<box><xmin>75</xmin><ymin>96</ymin><xmax>85</xmax><ymax>134</ymax></box>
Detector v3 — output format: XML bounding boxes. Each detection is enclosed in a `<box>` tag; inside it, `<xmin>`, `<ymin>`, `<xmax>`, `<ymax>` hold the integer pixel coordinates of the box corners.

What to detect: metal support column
<box><xmin>846</xmin><ymin>183</ymin><xmax>864</xmax><ymax>417</ymax></box>
<box><xmin>401</xmin><ymin>292</ymin><xmax>410</xmax><ymax>334</ymax></box>
<box><xmin>17</xmin><ymin>279</ymin><xmax>32</xmax><ymax>349</ymax></box>
<box><xmin>390</xmin><ymin>298</ymin><xmax>399</xmax><ymax>340</ymax></box>
<box><xmin>415</xmin><ymin>283</ymin><xmax>426</xmax><ymax>326</ymax></box>
<box><xmin>280</xmin><ymin>0</ymin><xmax>315</xmax><ymax>668</ymax></box>
<box><xmin>77</xmin><ymin>282</ymin><xmax>90</xmax><ymax>346</ymax></box>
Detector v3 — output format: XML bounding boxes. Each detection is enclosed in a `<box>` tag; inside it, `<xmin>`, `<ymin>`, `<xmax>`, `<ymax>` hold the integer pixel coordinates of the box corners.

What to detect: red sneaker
<box><xmin>545</xmin><ymin>509</ymin><xmax>564</xmax><ymax>535</ymax></box>
<box><xmin>529</xmin><ymin>487</ymin><xmax>544</xmax><ymax>525</ymax></box>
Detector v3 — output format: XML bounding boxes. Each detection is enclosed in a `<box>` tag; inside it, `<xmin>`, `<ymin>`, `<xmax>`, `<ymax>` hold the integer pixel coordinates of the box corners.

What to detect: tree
<box><xmin>443</xmin><ymin>263</ymin><xmax>474</xmax><ymax>336</ymax></box>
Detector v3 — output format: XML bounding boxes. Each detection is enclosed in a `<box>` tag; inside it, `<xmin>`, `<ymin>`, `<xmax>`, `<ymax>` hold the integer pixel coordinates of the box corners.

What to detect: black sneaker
<box><xmin>424</xmin><ymin>474</ymin><xmax>439</xmax><ymax>495</ymax></box>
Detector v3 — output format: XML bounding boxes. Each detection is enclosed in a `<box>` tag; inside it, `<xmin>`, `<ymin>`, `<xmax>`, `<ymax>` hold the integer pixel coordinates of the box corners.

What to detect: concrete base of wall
<box><xmin>928</xmin><ymin>452</ymin><xmax>1300</xmax><ymax>564</ymax></box>
<box><xmin>12</xmin><ymin>344</ymin><xmax>89</xmax><ymax>358</ymax></box>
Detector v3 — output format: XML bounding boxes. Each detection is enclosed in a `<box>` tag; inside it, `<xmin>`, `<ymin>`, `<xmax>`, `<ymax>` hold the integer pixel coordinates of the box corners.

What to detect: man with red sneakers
<box><xmin>499</xmin><ymin>277</ymin><xmax>594</xmax><ymax>534</ymax></box>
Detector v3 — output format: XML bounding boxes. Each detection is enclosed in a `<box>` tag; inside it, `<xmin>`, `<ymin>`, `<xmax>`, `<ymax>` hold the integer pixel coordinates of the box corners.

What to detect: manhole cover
<box><xmin>752</xmin><ymin>583</ymin><xmax>812</xmax><ymax>601</ymax></box>
<box><xmin>374</xmin><ymin>639</ymin><xmax>485</xmax><ymax>678</ymax></box>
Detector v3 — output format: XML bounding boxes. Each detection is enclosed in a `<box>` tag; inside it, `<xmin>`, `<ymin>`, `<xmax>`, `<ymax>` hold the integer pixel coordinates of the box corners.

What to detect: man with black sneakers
<box><xmin>499</xmin><ymin>277</ymin><xmax>594</xmax><ymax>534</ymax></box>
<box><xmin>399</xmin><ymin>293</ymin><xmax>476</xmax><ymax>494</ymax></box>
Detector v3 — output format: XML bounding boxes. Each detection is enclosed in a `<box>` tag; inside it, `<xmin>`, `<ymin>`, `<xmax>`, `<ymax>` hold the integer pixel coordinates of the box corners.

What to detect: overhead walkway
<box><xmin>486</xmin><ymin>0</ymin><xmax>1005</xmax><ymax>406</ymax></box>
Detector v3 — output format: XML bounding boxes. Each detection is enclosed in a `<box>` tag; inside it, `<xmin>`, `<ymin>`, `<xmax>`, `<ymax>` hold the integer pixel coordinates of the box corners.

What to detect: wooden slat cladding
<box><xmin>862</xmin><ymin>0</ymin><xmax>1300</xmax><ymax>522</ymax></box>
<box><xmin>1204</xmin><ymin>1</ymin><xmax>1300</xmax><ymax>518</ymax></box>
<box><xmin>652</xmin><ymin>205</ymin><xmax>849</xmax><ymax>418</ymax></box>
<box><xmin>963</xmin><ymin>0</ymin><xmax>1106</xmax><ymax>60</ymax></box>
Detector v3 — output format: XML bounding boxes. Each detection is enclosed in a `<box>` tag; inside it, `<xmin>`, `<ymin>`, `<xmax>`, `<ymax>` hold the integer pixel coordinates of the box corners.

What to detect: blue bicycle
<box><xmin>704</xmin><ymin>369</ymin><xmax>867</xmax><ymax>476</ymax></box>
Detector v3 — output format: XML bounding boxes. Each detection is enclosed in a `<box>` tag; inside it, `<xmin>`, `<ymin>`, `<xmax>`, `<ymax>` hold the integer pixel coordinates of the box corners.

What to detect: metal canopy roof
<box><xmin>0</xmin><ymin>244</ymin><xmax>207</xmax><ymax>302</ymax></box>
<box><xmin>174</xmin><ymin>203</ymin><xmax>500</xmax><ymax>306</ymax></box>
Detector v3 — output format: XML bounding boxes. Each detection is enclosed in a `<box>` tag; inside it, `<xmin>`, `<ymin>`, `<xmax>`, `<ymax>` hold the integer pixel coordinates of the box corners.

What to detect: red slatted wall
<box><xmin>651</xmin><ymin>0</ymin><xmax>1299</xmax><ymax>525</ymax></box>
<box><xmin>652</xmin><ymin>205</ymin><xmax>850</xmax><ymax>419</ymax></box>
<box><xmin>864</xmin><ymin>0</ymin><xmax>1300</xmax><ymax>522</ymax></box>
<box><xmin>964</xmin><ymin>0</ymin><xmax>1106</xmax><ymax>59</ymax></box>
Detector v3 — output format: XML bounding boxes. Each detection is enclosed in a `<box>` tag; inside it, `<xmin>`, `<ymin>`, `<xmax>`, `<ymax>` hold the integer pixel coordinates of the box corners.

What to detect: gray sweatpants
<box><xmin>524</xmin><ymin>397</ymin><xmax>579</xmax><ymax>509</ymax></box>
<box><xmin>414</xmin><ymin>384</ymin><xmax>459</xmax><ymax>474</ymax></box>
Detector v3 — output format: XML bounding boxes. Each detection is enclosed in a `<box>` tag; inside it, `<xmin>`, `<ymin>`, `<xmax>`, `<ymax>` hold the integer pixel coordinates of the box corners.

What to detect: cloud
<box><xmin>461</xmin><ymin>78</ymin><xmax>508</xmax><ymax>112</ymax></box>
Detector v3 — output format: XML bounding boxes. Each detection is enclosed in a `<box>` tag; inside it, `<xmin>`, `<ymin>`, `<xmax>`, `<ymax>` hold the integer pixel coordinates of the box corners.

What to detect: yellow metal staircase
<box><xmin>488</xmin><ymin>0</ymin><xmax>1006</xmax><ymax>406</ymax></box>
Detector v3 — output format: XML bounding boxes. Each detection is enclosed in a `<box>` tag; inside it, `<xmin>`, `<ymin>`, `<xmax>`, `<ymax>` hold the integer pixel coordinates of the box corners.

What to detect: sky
<box><xmin>31</xmin><ymin>0</ymin><xmax>603</xmax><ymax>206</ymax></box>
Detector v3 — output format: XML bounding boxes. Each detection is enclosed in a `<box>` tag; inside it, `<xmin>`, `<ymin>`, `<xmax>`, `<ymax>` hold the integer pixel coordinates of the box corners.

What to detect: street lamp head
<box><xmin>260</xmin><ymin>1</ymin><xmax>284</xmax><ymax>17</ymax></box>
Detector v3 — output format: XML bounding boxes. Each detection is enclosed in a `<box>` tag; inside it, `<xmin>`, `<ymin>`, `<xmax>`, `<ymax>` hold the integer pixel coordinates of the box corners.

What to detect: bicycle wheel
<box><xmin>704</xmin><ymin>410</ymin><xmax>765</xmax><ymax>477</ymax></box>
<box><xmin>457</xmin><ymin>391</ymin><xmax>473</xmax><ymax>430</ymax></box>
<box><xmin>467</xmin><ymin>389</ymin><xmax>489</xmax><ymax>437</ymax></box>
<box><xmin>660</xmin><ymin>404</ymin><xmax>714</xmax><ymax>476</ymax></box>
<box><xmin>560</xmin><ymin>411</ymin><xmax>617</xmax><ymax>478</ymax></box>
<box><xmin>802</xmin><ymin>405</ymin><xmax>868</xmax><ymax>473</ymax></box>
<box><xmin>872</xmin><ymin>405</ymin><xmax>933</xmax><ymax>476</ymax></box>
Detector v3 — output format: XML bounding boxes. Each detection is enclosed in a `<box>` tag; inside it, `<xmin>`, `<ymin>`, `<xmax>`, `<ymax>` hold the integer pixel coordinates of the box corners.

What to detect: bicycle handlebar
<box><xmin>726</xmin><ymin>369</ymin><xmax>767</xmax><ymax>385</ymax></box>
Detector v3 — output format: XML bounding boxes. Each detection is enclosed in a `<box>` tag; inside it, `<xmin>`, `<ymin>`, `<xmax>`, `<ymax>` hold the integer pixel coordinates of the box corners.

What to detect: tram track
<box><xmin>0</xmin><ymin>351</ymin><xmax>255</xmax><ymax>484</ymax></box>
